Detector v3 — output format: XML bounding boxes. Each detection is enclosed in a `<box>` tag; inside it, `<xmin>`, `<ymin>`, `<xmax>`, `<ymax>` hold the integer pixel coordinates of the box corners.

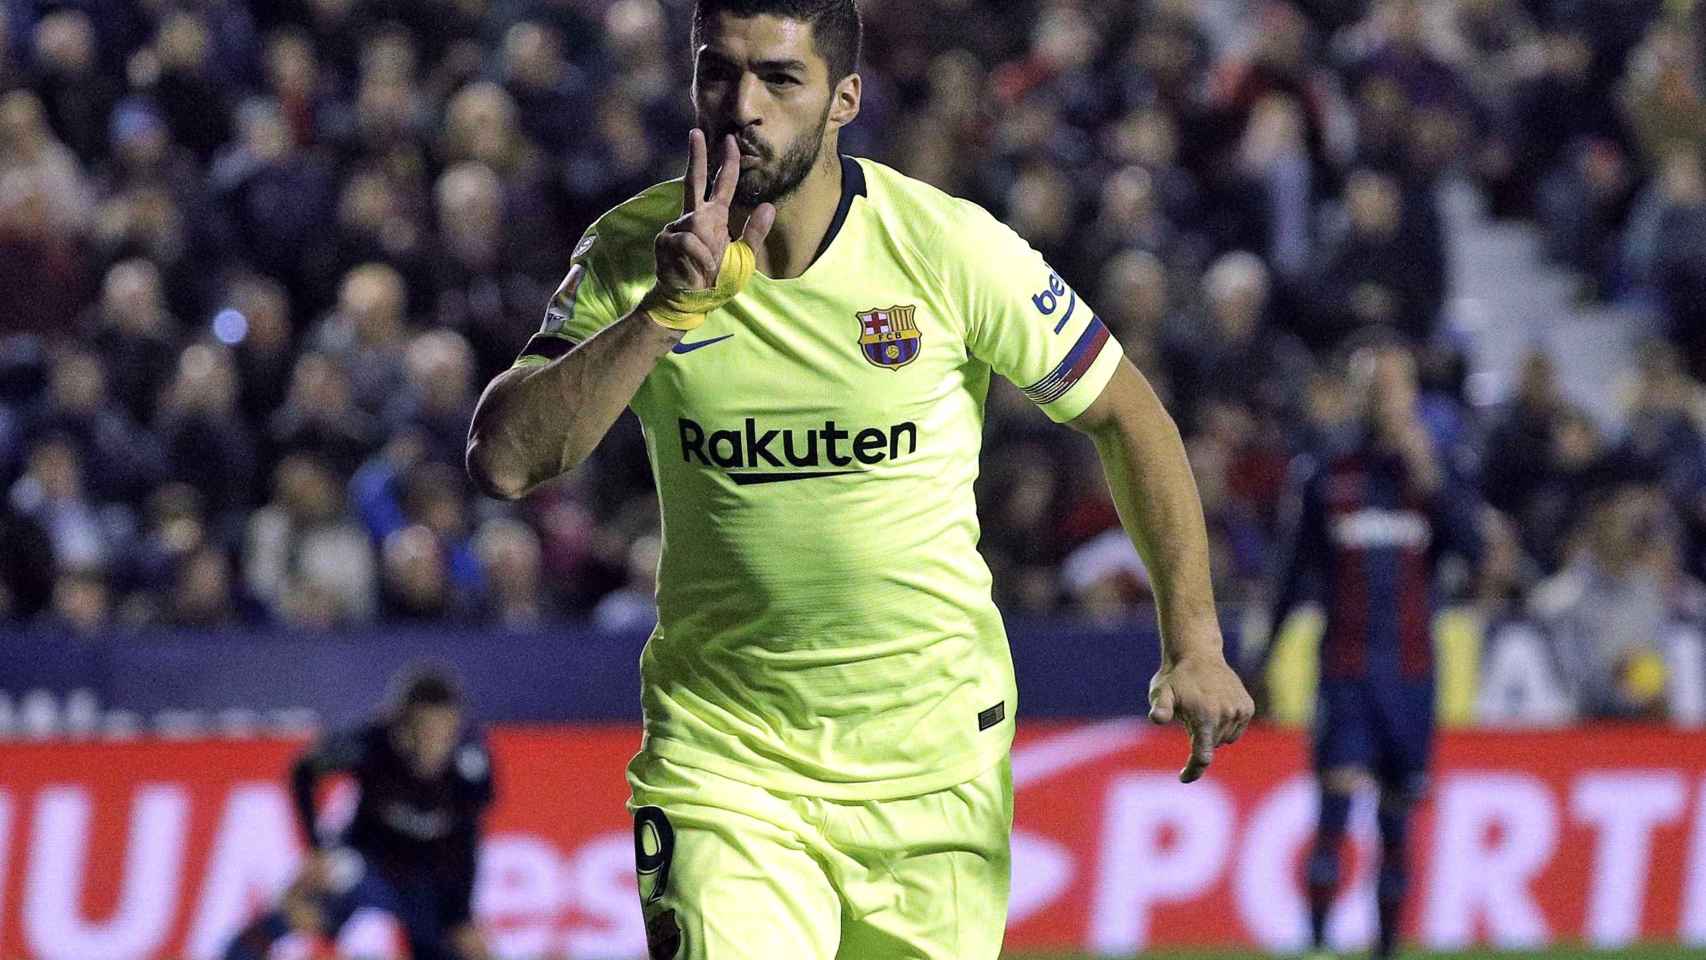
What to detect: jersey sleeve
<box><xmin>944</xmin><ymin>201</ymin><xmax>1124</xmax><ymax>422</ymax></box>
<box><xmin>1268</xmin><ymin>454</ymin><xmax>1327</xmax><ymax>632</ymax></box>
<box><xmin>512</xmin><ymin>230</ymin><xmax>626</xmax><ymax>367</ymax></box>
<box><xmin>290</xmin><ymin>726</ymin><xmax>368</xmax><ymax>848</ymax></box>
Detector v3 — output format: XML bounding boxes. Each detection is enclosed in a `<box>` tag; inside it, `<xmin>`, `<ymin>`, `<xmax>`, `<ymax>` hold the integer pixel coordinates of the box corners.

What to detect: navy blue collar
<box><xmin>810</xmin><ymin>154</ymin><xmax>866</xmax><ymax>266</ymax></box>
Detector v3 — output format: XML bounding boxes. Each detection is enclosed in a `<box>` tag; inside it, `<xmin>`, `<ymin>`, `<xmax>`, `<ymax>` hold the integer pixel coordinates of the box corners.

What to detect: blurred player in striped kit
<box><xmin>1253</xmin><ymin>339</ymin><xmax>1484</xmax><ymax>960</ymax></box>
<box><xmin>222</xmin><ymin>665</ymin><xmax>494</xmax><ymax>960</ymax></box>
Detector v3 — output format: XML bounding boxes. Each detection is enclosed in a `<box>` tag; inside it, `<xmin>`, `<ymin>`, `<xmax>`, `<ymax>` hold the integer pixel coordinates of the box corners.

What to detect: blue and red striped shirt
<box><xmin>1269</xmin><ymin>441</ymin><xmax>1481</xmax><ymax>681</ymax></box>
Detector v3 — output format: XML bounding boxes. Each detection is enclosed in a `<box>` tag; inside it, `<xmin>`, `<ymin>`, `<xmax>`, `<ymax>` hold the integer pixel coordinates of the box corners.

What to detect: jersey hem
<box><xmin>639</xmin><ymin>732</ymin><xmax>1012</xmax><ymax>802</ymax></box>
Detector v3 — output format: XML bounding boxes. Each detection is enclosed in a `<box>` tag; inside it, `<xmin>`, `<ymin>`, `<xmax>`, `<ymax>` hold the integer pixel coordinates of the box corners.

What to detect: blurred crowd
<box><xmin>1</xmin><ymin>0</ymin><xmax>1705</xmax><ymax>697</ymax></box>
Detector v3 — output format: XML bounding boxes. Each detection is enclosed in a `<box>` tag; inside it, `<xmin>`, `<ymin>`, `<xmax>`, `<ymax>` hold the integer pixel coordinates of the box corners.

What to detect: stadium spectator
<box><xmin>591</xmin><ymin>532</ymin><xmax>660</xmax><ymax>633</ymax></box>
<box><xmin>165</xmin><ymin>543</ymin><xmax>256</xmax><ymax>628</ymax></box>
<box><xmin>1481</xmin><ymin>350</ymin><xmax>1568</xmax><ymax>517</ymax></box>
<box><xmin>499</xmin><ymin>21</ymin><xmax>585</xmax><ymax>156</ymax></box>
<box><xmin>0</xmin><ymin>0</ymin><xmax>1697</xmax><ymax>649</ymax></box>
<box><xmin>386</xmin><ymin>330</ymin><xmax>477</xmax><ymax>468</ymax></box>
<box><xmin>381</xmin><ymin>523</ymin><xmax>468</xmax><ymax>622</ymax></box>
<box><xmin>245</xmin><ymin>453</ymin><xmax>377</xmax><ymax>627</ymax></box>
<box><xmin>0</xmin><ymin>91</ymin><xmax>92</xmax><ymax>337</ymax></box>
<box><xmin>475</xmin><ymin>518</ymin><xmax>549</xmax><ymax>628</ymax></box>
<box><xmin>224</xmin><ymin>273</ymin><xmax>299</xmax><ymax>428</ymax></box>
<box><xmin>1613</xmin><ymin>341</ymin><xmax>1706</xmax><ymax>572</ymax></box>
<box><xmin>1212</xmin><ymin>1</ymin><xmax>1337</xmax><ymax>278</ymax></box>
<box><xmin>0</xmin><ymin>88</ymin><xmax>92</xmax><ymax>233</ymax></box>
<box><xmin>1458</xmin><ymin>0</ymin><xmax>1543</xmax><ymax>220</ymax></box>
<box><xmin>210</xmin><ymin>96</ymin><xmax>337</xmax><ymax>306</ymax></box>
<box><xmin>143</xmin><ymin>8</ymin><xmax>236</xmax><ymax>163</ymax></box>
<box><xmin>1307</xmin><ymin>167</ymin><xmax>1443</xmax><ymax>347</ymax></box>
<box><xmin>32</xmin><ymin>346</ymin><xmax>166</xmax><ymax>505</ymax></box>
<box><xmin>263</xmin><ymin>27</ymin><xmax>334</xmax><ymax>149</ymax></box>
<box><xmin>155</xmin><ymin>342</ymin><xmax>259</xmax><ymax>518</ymax></box>
<box><xmin>979</xmin><ymin>441</ymin><xmax>1074</xmax><ymax>614</ymax></box>
<box><xmin>1164</xmin><ymin>251</ymin><xmax>1310</xmax><ymax>433</ymax></box>
<box><xmin>428</xmin><ymin>163</ymin><xmax>549</xmax><ymax>382</ymax></box>
<box><xmin>1530</xmin><ymin>483</ymin><xmax>1706</xmax><ymax>719</ymax></box>
<box><xmin>269</xmin><ymin>351</ymin><xmax>381</xmax><ymax>480</ymax></box>
<box><xmin>1649</xmin><ymin>152</ymin><xmax>1706</xmax><ymax>373</ymax></box>
<box><xmin>1096</xmin><ymin>248</ymin><xmax>1172</xmax><ymax>382</ymax></box>
<box><xmin>29</xmin><ymin>9</ymin><xmax>119</xmax><ymax>166</ymax></box>
<box><xmin>9</xmin><ymin>434</ymin><xmax>113</xmax><ymax>575</ymax></box>
<box><xmin>42</xmin><ymin>568</ymin><xmax>110</xmax><ymax>636</ymax></box>
<box><xmin>312</xmin><ymin>263</ymin><xmax>411</xmax><ymax>415</ymax></box>
<box><xmin>0</xmin><ymin>502</ymin><xmax>54</xmax><ymax>621</ymax></box>
<box><xmin>86</xmin><ymin>258</ymin><xmax>180</xmax><ymax>426</ymax></box>
<box><xmin>117</xmin><ymin>482</ymin><xmax>206</xmax><ymax>618</ymax></box>
<box><xmin>438</xmin><ymin>80</ymin><xmax>566</xmax><ymax>272</ymax></box>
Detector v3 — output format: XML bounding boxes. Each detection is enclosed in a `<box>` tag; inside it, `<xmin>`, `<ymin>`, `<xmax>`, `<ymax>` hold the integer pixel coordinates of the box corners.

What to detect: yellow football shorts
<box><xmin>626</xmin><ymin>753</ymin><xmax>1013</xmax><ymax>960</ymax></box>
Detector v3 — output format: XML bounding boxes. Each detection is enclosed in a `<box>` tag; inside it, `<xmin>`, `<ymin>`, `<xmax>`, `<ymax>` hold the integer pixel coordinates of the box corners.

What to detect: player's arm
<box><xmin>465</xmin><ymin>305</ymin><xmax>686</xmax><ymax>499</ymax></box>
<box><xmin>949</xmin><ymin>200</ymin><xmax>1249</xmax><ymax>781</ymax></box>
<box><xmin>1250</xmin><ymin>455</ymin><xmax>1327</xmax><ymax>678</ymax></box>
<box><xmin>466</xmin><ymin>131</ymin><xmax>773</xmax><ymax>500</ymax></box>
<box><xmin>290</xmin><ymin>731</ymin><xmax>362</xmax><ymax>850</ymax></box>
<box><xmin>1069</xmin><ymin>361</ymin><xmax>1255</xmax><ymax>782</ymax></box>
<box><xmin>288</xmin><ymin>729</ymin><xmax>366</xmax><ymax>903</ymax></box>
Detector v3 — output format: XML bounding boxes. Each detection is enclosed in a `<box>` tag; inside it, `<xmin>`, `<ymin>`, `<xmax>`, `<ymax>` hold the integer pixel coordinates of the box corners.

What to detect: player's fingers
<box><xmin>713</xmin><ymin>134</ymin><xmax>741</xmax><ymax>206</ymax></box>
<box><xmin>1223</xmin><ymin>708</ymin><xmax>1251</xmax><ymax>744</ymax></box>
<box><xmin>739</xmin><ymin>202</ymin><xmax>776</xmax><ymax>248</ymax></box>
<box><xmin>1147</xmin><ymin>679</ymin><xmax>1175</xmax><ymax>725</ymax></box>
<box><xmin>1219</xmin><ymin>707</ymin><xmax>1247</xmax><ymax>745</ymax></box>
<box><xmin>683</xmin><ymin>128</ymin><xmax>707</xmax><ymax>213</ymax></box>
<box><xmin>1236</xmin><ymin>694</ymin><xmax>1257</xmax><ymax>740</ymax></box>
<box><xmin>675</xmin><ymin>231</ymin><xmax>719</xmax><ymax>284</ymax></box>
<box><xmin>1181</xmin><ymin>717</ymin><xmax>1218</xmax><ymax>783</ymax></box>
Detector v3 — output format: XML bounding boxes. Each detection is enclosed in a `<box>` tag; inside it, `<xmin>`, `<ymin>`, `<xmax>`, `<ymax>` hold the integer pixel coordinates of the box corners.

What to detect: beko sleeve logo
<box><xmin>1030</xmin><ymin>270</ymin><xmax>1077</xmax><ymax>334</ymax></box>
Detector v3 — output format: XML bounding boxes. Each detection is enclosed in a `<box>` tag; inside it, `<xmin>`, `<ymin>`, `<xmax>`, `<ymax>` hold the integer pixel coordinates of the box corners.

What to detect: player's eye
<box><xmin>699</xmin><ymin>61</ymin><xmax>737</xmax><ymax>85</ymax></box>
<box><xmin>765</xmin><ymin>74</ymin><xmax>800</xmax><ymax>87</ymax></box>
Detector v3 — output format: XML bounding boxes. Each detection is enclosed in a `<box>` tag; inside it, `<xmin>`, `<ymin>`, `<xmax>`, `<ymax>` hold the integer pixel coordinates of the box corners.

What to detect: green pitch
<box><xmin>1005</xmin><ymin>949</ymin><xmax>1696</xmax><ymax>960</ymax></box>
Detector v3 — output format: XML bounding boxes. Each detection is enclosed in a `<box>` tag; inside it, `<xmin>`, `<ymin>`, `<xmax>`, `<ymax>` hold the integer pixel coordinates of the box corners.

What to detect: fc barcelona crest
<box><xmin>856</xmin><ymin>305</ymin><xmax>922</xmax><ymax>370</ymax></box>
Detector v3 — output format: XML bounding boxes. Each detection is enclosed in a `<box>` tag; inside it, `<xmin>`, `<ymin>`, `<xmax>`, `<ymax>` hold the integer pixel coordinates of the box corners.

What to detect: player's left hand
<box><xmin>1148</xmin><ymin>651</ymin><xmax>1255</xmax><ymax>784</ymax></box>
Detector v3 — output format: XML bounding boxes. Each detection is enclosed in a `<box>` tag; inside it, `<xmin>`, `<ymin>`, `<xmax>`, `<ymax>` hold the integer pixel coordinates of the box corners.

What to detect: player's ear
<box><xmin>828</xmin><ymin>72</ymin><xmax>860</xmax><ymax>129</ymax></box>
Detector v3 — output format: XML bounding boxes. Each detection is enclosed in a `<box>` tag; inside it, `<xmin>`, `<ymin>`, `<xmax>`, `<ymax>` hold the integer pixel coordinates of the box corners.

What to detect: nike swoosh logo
<box><xmin>672</xmin><ymin>334</ymin><xmax>734</xmax><ymax>355</ymax></box>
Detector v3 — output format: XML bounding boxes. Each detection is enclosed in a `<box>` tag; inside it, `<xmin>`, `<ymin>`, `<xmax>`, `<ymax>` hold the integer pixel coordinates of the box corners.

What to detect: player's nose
<box><xmin>733</xmin><ymin>73</ymin><xmax>766</xmax><ymax>127</ymax></box>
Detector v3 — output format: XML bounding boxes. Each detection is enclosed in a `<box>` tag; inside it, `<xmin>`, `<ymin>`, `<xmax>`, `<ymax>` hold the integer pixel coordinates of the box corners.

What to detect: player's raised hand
<box><xmin>1148</xmin><ymin>650</ymin><xmax>1256</xmax><ymax>783</ymax></box>
<box><xmin>654</xmin><ymin>130</ymin><xmax>775</xmax><ymax>293</ymax></box>
<box><xmin>644</xmin><ymin>131</ymin><xmax>774</xmax><ymax>331</ymax></box>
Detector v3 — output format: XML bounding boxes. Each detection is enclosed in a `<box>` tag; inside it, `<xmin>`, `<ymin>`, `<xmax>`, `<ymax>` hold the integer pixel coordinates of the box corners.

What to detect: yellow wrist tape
<box><xmin>645</xmin><ymin>240</ymin><xmax>756</xmax><ymax>331</ymax></box>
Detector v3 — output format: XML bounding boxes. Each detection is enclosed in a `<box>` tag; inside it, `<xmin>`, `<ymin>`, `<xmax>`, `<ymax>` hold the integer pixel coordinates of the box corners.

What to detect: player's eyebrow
<box><xmin>699</xmin><ymin>49</ymin><xmax>808</xmax><ymax>75</ymax></box>
<box><xmin>750</xmin><ymin>58</ymin><xmax>808</xmax><ymax>74</ymax></box>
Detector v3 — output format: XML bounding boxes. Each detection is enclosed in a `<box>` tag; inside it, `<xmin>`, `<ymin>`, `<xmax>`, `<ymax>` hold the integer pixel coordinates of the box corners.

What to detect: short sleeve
<box><xmin>301</xmin><ymin>726</ymin><xmax>368</xmax><ymax>774</ymax></box>
<box><xmin>512</xmin><ymin>230</ymin><xmax>625</xmax><ymax>367</ymax></box>
<box><xmin>946</xmin><ymin>201</ymin><xmax>1124</xmax><ymax>422</ymax></box>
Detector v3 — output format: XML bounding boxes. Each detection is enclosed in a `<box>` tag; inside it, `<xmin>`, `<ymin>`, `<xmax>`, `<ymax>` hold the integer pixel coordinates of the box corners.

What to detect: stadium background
<box><xmin>4</xmin><ymin>0</ymin><xmax>1706</xmax><ymax>956</ymax></box>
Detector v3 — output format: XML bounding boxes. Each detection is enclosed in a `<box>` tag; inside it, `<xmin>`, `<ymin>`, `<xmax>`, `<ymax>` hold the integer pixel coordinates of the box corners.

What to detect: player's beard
<box><xmin>724</xmin><ymin>100</ymin><xmax>832</xmax><ymax>208</ymax></box>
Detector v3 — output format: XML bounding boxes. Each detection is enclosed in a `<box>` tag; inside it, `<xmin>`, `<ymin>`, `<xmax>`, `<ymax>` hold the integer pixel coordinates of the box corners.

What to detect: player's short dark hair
<box><xmin>389</xmin><ymin>663</ymin><xmax>464</xmax><ymax>715</ymax></box>
<box><xmin>692</xmin><ymin>0</ymin><xmax>862</xmax><ymax>83</ymax></box>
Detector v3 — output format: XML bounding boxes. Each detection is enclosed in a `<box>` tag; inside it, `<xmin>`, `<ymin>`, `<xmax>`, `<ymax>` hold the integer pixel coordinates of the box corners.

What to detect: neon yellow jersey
<box><xmin>516</xmin><ymin>156</ymin><xmax>1124</xmax><ymax>799</ymax></box>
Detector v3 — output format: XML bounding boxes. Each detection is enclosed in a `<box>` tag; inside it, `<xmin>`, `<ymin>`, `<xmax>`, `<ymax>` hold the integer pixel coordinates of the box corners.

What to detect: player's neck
<box><xmin>741</xmin><ymin>149</ymin><xmax>843</xmax><ymax>280</ymax></box>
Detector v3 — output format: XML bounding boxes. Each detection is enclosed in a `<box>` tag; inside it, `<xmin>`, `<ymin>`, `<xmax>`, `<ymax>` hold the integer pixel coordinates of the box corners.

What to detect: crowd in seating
<box><xmin>2</xmin><ymin>0</ymin><xmax>1705</xmax><ymax>721</ymax></box>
